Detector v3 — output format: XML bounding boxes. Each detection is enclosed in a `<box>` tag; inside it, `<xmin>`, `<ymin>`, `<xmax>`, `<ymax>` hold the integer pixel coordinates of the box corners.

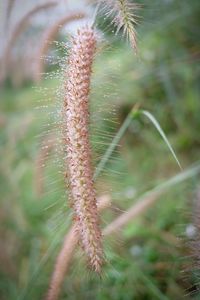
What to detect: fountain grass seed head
<box><xmin>63</xmin><ymin>26</ymin><xmax>103</xmax><ymax>273</ymax></box>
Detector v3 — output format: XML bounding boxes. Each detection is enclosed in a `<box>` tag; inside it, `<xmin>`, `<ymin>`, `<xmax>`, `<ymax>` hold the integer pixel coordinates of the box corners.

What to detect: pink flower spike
<box><xmin>63</xmin><ymin>26</ymin><xmax>103</xmax><ymax>273</ymax></box>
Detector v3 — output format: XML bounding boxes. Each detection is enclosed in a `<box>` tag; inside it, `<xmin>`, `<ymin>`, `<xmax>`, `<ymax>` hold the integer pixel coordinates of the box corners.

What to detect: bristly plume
<box><xmin>99</xmin><ymin>0</ymin><xmax>140</xmax><ymax>52</ymax></box>
<box><xmin>63</xmin><ymin>26</ymin><xmax>103</xmax><ymax>273</ymax></box>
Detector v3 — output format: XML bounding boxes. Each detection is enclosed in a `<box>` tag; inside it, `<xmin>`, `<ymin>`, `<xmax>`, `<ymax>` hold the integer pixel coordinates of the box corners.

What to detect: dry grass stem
<box><xmin>47</xmin><ymin>190</ymin><xmax>162</xmax><ymax>300</ymax></box>
<box><xmin>5</xmin><ymin>0</ymin><xmax>16</xmax><ymax>29</ymax></box>
<box><xmin>103</xmin><ymin>191</ymin><xmax>161</xmax><ymax>236</ymax></box>
<box><xmin>46</xmin><ymin>195</ymin><xmax>111</xmax><ymax>300</ymax></box>
<box><xmin>2</xmin><ymin>1</ymin><xmax>57</xmax><ymax>82</ymax></box>
<box><xmin>34</xmin><ymin>12</ymin><xmax>86</xmax><ymax>82</ymax></box>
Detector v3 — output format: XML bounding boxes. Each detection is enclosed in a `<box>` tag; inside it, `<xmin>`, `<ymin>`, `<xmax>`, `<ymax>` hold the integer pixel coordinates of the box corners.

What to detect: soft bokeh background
<box><xmin>0</xmin><ymin>0</ymin><xmax>200</xmax><ymax>299</ymax></box>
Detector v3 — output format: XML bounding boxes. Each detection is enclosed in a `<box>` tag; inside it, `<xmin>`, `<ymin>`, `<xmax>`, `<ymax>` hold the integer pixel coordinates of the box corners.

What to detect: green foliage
<box><xmin>0</xmin><ymin>0</ymin><xmax>200</xmax><ymax>299</ymax></box>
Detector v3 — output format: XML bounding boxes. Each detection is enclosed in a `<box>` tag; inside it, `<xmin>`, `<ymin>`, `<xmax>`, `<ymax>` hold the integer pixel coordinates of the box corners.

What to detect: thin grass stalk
<box><xmin>47</xmin><ymin>163</ymin><xmax>200</xmax><ymax>300</ymax></box>
<box><xmin>103</xmin><ymin>191</ymin><xmax>161</xmax><ymax>236</ymax></box>
<box><xmin>94</xmin><ymin>106</ymin><xmax>181</xmax><ymax>180</ymax></box>
<box><xmin>103</xmin><ymin>163</ymin><xmax>200</xmax><ymax>235</ymax></box>
<box><xmin>34</xmin><ymin>12</ymin><xmax>86</xmax><ymax>82</ymax></box>
<box><xmin>94</xmin><ymin>106</ymin><xmax>136</xmax><ymax>180</ymax></box>
<box><xmin>46</xmin><ymin>195</ymin><xmax>111</xmax><ymax>300</ymax></box>
<box><xmin>2</xmin><ymin>1</ymin><xmax>57</xmax><ymax>82</ymax></box>
<box><xmin>4</xmin><ymin>0</ymin><xmax>15</xmax><ymax>30</ymax></box>
<box><xmin>141</xmin><ymin>110</ymin><xmax>181</xmax><ymax>169</ymax></box>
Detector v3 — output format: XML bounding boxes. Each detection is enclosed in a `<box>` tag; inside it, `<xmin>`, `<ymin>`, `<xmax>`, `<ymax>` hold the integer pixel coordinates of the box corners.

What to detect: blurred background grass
<box><xmin>0</xmin><ymin>0</ymin><xmax>200</xmax><ymax>299</ymax></box>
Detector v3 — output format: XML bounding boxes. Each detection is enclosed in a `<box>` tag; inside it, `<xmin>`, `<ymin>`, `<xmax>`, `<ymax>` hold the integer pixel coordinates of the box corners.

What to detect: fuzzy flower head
<box><xmin>100</xmin><ymin>0</ymin><xmax>140</xmax><ymax>52</ymax></box>
<box><xmin>63</xmin><ymin>26</ymin><xmax>103</xmax><ymax>273</ymax></box>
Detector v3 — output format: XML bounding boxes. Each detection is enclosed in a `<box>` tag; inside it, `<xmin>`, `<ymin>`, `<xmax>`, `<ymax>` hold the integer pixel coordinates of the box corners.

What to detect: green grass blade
<box><xmin>94</xmin><ymin>107</ymin><xmax>182</xmax><ymax>180</ymax></box>
<box><xmin>141</xmin><ymin>110</ymin><xmax>182</xmax><ymax>170</ymax></box>
<box><xmin>154</xmin><ymin>161</ymin><xmax>200</xmax><ymax>193</ymax></box>
<box><xmin>136</xmin><ymin>162</ymin><xmax>200</xmax><ymax>207</ymax></box>
<box><xmin>94</xmin><ymin>106</ymin><xmax>136</xmax><ymax>180</ymax></box>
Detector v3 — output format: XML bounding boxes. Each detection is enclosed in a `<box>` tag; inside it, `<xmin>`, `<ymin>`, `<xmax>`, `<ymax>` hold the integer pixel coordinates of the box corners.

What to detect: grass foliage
<box><xmin>0</xmin><ymin>0</ymin><xmax>200</xmax><ymax>299</ymax></box>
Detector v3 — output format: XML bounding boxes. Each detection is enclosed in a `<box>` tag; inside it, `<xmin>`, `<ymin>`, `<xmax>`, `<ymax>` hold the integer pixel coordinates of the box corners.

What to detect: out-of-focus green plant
<box><xmin>1</xmin><ymin>0</ymin><xmax>200</xmax><ymax>299</ymax></box>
